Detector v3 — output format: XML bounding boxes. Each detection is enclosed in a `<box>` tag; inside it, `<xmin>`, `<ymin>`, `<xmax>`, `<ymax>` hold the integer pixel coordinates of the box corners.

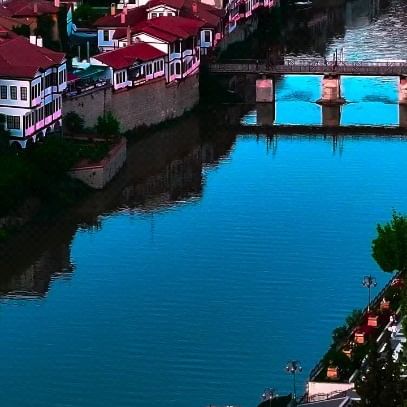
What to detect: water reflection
<box><xmin>0</xmin><ymin>117</ymin><xmax>236</xmax><ymax>298</ymax></box>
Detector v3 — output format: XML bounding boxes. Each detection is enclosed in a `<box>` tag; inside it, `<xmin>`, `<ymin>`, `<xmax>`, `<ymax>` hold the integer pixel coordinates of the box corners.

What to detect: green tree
<box><xmin>73</xmin><ymin>4</ymin><xmax>99</xmax><ymax>27</ymax></box>
<box><xmin>64</xmin><ymin>111</ymin><xmax>85</xmax><ymax>134</ymax></box>
<box><xmin>372</xmin><ymin>211</ymin><xmax>407</xmax><ymax>273</ymax></box>
<box><xmin>356</xmin><ymin>341</ymin><xmax>384</xmax><ymax>406</ymax></box>
<box><xmin>35</xmin><ymin>14</ymin><xmax>57</xmax><ymax>50</ymax></box>
<box><xmin>96</xmin><ymin>112</ymin><xmax>119</xmax><ymax>140</ymax></box>
<box><xmin>12</xmin><ymin>24</ymin><xmax>30</xmax><ymax>37</ymax></box>
<box><xmin>356</xmin><ymin>336</ymin><xmax>405</xmax><ymax>407</ymax></box>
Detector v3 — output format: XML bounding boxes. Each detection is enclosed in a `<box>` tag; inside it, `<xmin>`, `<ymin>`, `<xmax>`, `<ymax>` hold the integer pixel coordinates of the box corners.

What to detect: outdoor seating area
<box><xmin>65</xmin><ymin>66</ymin><xmax>110</xmax><ymax>97</ymax></box>
<box><xmin>306</xmin><ymin>272</ymin><xmax>405</xmax><ymax>402</ymax></box>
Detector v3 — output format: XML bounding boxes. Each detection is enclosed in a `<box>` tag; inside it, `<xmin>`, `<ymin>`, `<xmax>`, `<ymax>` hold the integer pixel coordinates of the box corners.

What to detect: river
<box><xmin>0</xmin><ymin>0</ymin><xmax>406</xmax><ymax>406</ymax></box>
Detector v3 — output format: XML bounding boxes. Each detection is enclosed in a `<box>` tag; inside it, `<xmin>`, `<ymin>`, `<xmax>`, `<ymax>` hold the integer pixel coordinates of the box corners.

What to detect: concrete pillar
<box><xmin>399</xmin><ymin>76</ymin><xmax>407</xmax><ymax>105</ymax></box>
<box><xmin>256</xmin><ymin>102</ymin><xmax>275</xmax><ymax>126</ymax></box>
<box><xmin>256</xmin><ymin>78</ymin><xmax>274</xmax><ymax>103</ymax></box>
<box><xmin>318</xmin><ymin>74</ymin><xmax>345</xmax><ymax>105</ymax></box>
<box><xmin>400</xmin><ymin>104</ymin><xmax>407</xmax><ymax>128</ymax></box>
<box><xmin>322</xmin><ymin>104</ymin><xmax>341</xmax><ymax>127</ymax></box>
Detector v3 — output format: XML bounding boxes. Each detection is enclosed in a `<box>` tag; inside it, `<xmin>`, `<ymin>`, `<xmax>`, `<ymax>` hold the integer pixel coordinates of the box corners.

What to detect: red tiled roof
<box><xmin>0</xmin><ymin>36</ymin><xmax>65</xmax><ymax>78</ymax></box>
<box><xmin>0</xmin><ymin>25</ymin><xmax>18</xmax><ymax>42</ymax></box>
<box><xmin>146</xmin><ymin>0</ymin><xmax>224</xmax><ymax>22</ymax></box>
<box><xmin>93</xmin><ymin>6</ymin><xmax>147</xmax><ymax>28</ymax></box>
<box><xmin>0</xmin><ymin>0</ymin><xmax>58</xmax><ymax>18</ymax></box>
<box><xmin>132</xmin><ymin>15</ymin><xmax>204</xmax><ymax>41</ymax></box>
<box><xmin>93</xmin><ymin>42</ymin><xmax>165</xmax><ymax>69</ymax></box>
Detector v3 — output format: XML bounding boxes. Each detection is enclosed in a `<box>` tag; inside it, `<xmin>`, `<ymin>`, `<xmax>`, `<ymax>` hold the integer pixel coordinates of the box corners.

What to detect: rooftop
<box><xmin>114</xmin><ymin>15</ymin><xmax>205</xmax><ymax>41</ymax></box>
<box><xmin>0</xmin><ymin>0</ymin><xmax>58</xmax><ymax>18</ymax></box>
<box><xmin>93</xmin><ymin>42</ymin><xmax>166</xmax><ymax>69</ymax></box>
<box><xmin>93</xmin><ymin>6</ymin><xmax>147</xmax><ymax>28</ymax></box>
<box><xmin>0</xmin><ymin>36</ymin><xmax>65</xmax><ymax>79</ymax></box>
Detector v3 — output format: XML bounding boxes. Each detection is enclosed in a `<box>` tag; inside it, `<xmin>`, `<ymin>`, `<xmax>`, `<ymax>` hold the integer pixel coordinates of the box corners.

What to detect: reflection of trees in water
<box><xmin>0</xmin><ymin>114</ymin><xmax>237</xmax><ymax>298</ymax></box>
<box><xmin>0</xmin><ymin>236</ymin><xmax>75</xmax><ymax>298</ymax></box>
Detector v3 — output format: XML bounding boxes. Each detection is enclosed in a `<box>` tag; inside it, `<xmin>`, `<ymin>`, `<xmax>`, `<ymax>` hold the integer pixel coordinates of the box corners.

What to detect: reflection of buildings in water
<box><xmin>0</xmin><ymin>243</ymin><xmax>73</xmax><ymax>298</ymax></box>
<box><xmin>345</xmin><ymin>0</ymin><xmax>381</xmax><ymax>28</ymax></box>
<box><xmin>121</xmin><ymin>146</ymin><xmax>204</xmax><ymax>211</ymax></box>
<box><xmin>283</xmin><ymin>3</ymin><xmax>346</xmax><ymax>56</ymax></box>
<box><xmin>0</xmin><ymin>114</ymin><xmax>237</xmax><ymax>298</ymax></box>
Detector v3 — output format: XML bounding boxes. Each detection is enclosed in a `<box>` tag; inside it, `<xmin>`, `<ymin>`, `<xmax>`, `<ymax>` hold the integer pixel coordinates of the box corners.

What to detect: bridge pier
<box><xmin>257</xmin><ymin>102</ymin><xmax>275</xmax><ymax>126</ymax></box>
<box><xmin>317</xmin><ymin>74</ymin><xmax>345</xmax><ymax>105</ymax></box>
<box><xmin>400</xmin><ymin>104</ymin><xmax>407</xmax><ymax>128</ymax></box>
<box><xmin>256</xmin><ymin>77</ymin><xmax>274</xmax><ymax>103</ymax></box>
<box><xmin>322</xmin><ymin>104</ymin><xmax>342</xmax><ymax>127</ymax></box>
<box><xmin>399</xmin><ymin>76</ymin><xmax>407</xmax><ymax>105</ymax></box>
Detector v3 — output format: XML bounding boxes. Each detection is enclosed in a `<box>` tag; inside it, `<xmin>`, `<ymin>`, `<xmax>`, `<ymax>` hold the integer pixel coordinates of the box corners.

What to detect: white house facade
<box><xmin>0</xmin><ymin>36</ymin><xmax>66</xmax><ymax>149</ymax></box>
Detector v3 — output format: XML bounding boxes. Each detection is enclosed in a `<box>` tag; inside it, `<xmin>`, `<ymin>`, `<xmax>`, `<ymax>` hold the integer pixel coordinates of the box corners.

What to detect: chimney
<box><xmin>36</xmin><ymin>36</ymin><xmax>43</xmax><ymax>47</ymax></box>
<box><xmin>126</xmin><ymin>25</ymin><xmax>131</xmax><ymax>45</ymax></box>
<box><xmin>29</xmin><ymin>34</ymin><xmax>36</xmax><ymax>45</ymax></box>
<box><xmin>111</xmin><ymin>2</ymin><xmax>116</xmax><ymax>15</ymax></box>
<box><xmin>192</xmin><ymin>0</ymin><xmax>197</xmax><ymax>14</ymax></box>
<box><xmin>33</xmin><ymin>2</ymin><xmax>38</xmax><ymax>13</ymax></box>
<box><xmin>54</xmin><ymin>0</ymin><xmax>60</xmax><ymax>8</ymax></box>
<box><xmin>120</xmin><ymin>10</ymin><xmax>126</xmax><ymax>24</ymax></box>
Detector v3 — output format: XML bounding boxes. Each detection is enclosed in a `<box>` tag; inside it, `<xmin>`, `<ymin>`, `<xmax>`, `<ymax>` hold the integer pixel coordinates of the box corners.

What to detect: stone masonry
<box><xmin>63</xmin><ymin>74</ymin><xmax>200</xmax><ymax>132</ymax></box>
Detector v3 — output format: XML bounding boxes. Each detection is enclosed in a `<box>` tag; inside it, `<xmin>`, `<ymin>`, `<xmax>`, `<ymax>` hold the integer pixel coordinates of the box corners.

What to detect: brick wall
<box><xmin>63</xmin><ymin>74</ymin><xmax>199</xmax><ymax>132</ymax></box>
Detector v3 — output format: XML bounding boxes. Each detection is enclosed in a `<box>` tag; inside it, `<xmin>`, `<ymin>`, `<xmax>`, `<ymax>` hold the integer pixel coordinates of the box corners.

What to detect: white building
<box><xmin>0</xmin><ymin>36</ymin><xmax>67</xmax><ymax>149</ymax></box>
<box><xmin>91</xmin><ymin>42</ymin><xmax>166</xmax><ymax>90</ymax></box>
<box><xmin>114</xmin><ymin>16</ymin><xmax>202</xmax><ymax>82</ymax></box>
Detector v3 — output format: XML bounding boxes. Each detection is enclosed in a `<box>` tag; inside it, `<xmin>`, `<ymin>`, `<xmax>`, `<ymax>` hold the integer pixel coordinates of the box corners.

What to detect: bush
<box><xmin>64</xmin><ymin>111</ymin><xmax>85</xmax><ymax>134</ymax></box>
<box><xmin>96</xmin><ymin>112</ymin><xmax>120</xmax><ymax>139</ymax></box>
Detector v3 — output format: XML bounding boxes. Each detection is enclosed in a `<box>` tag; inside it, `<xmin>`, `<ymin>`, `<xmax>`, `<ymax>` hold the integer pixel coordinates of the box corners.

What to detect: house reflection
<box><xmin>0</xmin><ymin>114</ymin><xmax>236</xmax><ymax>298</ymax></box>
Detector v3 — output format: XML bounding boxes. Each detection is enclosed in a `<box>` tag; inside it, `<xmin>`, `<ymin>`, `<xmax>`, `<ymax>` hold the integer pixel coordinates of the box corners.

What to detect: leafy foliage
<box><xmin>356</xmin><ymin>336</ymin><xmax>404</xmax><ymax>407</ymax></box>
<box><xmin>73</xmin><ymin>4</ymin><xmax>99</xmax><ymax>27</ymax></box>
<box><xmin>35</xmin><ymin>15</ymin><xmax>58</xmax><ymax>50</ymax></box>
<box><xmin>372</xmin><ymin>211</ymin><xmax>407</xmax><ymax>273</ymax></box>
<box><xmin>12</xmin><ymin>24</ymin><xmax>30</xmax><ymax>37</ymax></box>
<box><xmin>96</xmin><ymin>112</ymin><xmax>120</xmax><ymax>139</ymax></box>
<box><xmin>64</xmin><ymin>111</ymin><xmax>85</xmax><ymax>134</ymax></box>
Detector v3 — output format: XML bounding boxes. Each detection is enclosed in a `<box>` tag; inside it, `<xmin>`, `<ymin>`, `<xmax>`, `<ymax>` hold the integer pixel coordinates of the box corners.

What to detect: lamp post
<box><xmin>261</xmin><ymin>388</ymin><xmax>276</xmax><ymax>407</ymax></box>
<box><xmin>362</xmin><ymin>275</ymin><xmax>377</xmax><ymax>311</ymax></box>
<box><xmin>286</xmin><ymin>360</ymin><xmax>302</xmax><ymax>402</ymax></box>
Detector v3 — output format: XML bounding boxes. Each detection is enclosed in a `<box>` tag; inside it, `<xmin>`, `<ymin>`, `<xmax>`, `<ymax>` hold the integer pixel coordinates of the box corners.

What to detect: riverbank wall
<box><xmin>63</xmin><ymin>74</ymin><xmax>199</xmax><ymax>132</ymax></box>
<box><xmin>69</xmin><ymin>138</ymin><xmax>127</xmax><ymax>190</ymax></box>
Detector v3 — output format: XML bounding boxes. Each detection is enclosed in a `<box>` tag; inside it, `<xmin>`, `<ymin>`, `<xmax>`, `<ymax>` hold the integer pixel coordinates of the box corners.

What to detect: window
<box><xmin>20</xmin><ymin>87</ymin><xmax>27</xmax><ymax>100</ymax></box>
<box><xmin>159</xmin><ymin>60</ymin><xmax>163</xmax><ymax>71</ymax></box>
<box><xmin>151</xmin><ymin>12</ymin><xmax>157</xmax><ymax>18</ymax></box>
<box><xmin>204</xmin><ymin>30</ymin><xmax>211</xmax><ymax>43</ymax></box>
<box><xmin>115</xmin><ymin>71</ymin><xmax>126</xmax><ymax>84</ymax></box>
<box><xmin>0</xmin><ymin>85</ymin><xmax>7</xmax><ymax>99</ymax></box>
<box><xmin>10</xmin><ymin>86</ymin><xmax>17</xmax><ymax>100</ymax></box>
<box><xmin>158</xmin><ymin>12</ymin><xmax>164</xmax><ymax>16</ymax></box>
<box><xmin>170</xmin><ymin>63</ymin><xmax>174</xmax><ymax>76</ymax></box>
<box><xmin>6</xmin><ymin>115</ymin><xmax>20</xmax><ymax>129</ymax></box>
<box><xmin>103</xmin><ymin>30</ymin><xmax>109</xmax><ymax>42</ymax></box>
<box><xmin>175</xmin><ymin>62</ymin><xmax>181</xmax><ymax>75</ymax></box>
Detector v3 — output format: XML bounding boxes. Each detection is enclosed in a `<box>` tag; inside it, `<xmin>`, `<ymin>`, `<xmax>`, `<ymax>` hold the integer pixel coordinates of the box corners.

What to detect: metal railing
<box><xmin>307</xmin><ymin>271</ymin><xmax>403</xmax><ymax>382</ymax></box>
<box><xmin>208</xmin><ymin>59</ymin><xmax>407</xmax><ymax>76</ymax></box>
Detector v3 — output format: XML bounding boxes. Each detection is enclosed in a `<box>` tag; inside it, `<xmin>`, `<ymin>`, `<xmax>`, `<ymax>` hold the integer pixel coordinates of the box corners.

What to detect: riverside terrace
<box><xmin>301</xmin><ymin>272</ymin><xmax>406</xmax><ymax>404</ymax></box>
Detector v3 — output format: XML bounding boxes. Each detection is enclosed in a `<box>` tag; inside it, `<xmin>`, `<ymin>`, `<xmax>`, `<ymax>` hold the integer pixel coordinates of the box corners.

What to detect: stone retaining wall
<box><xmin>69</xmin><ymin>138</ymin><xmax>127</xmax><ymax>189</ymax></box>
<box><xmin>63</xmin><ymin>74</ymin><xmax>199</xmax><ymax>132</ymax></box>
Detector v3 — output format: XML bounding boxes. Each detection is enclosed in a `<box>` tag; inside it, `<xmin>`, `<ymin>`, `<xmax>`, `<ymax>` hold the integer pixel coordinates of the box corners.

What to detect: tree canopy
<box><xmin>372</xmin><ymin>211</ymin><xmax>407</xmax><ymax>273</ymax></box>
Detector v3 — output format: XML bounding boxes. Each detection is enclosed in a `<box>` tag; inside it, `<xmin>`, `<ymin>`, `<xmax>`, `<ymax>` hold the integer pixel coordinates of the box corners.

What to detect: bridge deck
<box><xmin>208</xmin><ymin>59</ymin><xmax>407</xmax><ymax>76</ymax></box>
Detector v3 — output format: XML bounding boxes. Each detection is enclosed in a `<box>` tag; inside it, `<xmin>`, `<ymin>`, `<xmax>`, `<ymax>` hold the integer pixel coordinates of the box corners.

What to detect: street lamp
<box><xmin>261</xmin><ymin>388</ymin><xmax>276</xmax><ymax>407</ymax></box>
<box><xmin>286</xmin><ymin>360</ymin><xmax>302</xmax><ymax>402</ymax></box>
<box><xmin>362</xmin><ymin>275</ymin><xmax>377</xmax><ymax>311</ymax></box>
